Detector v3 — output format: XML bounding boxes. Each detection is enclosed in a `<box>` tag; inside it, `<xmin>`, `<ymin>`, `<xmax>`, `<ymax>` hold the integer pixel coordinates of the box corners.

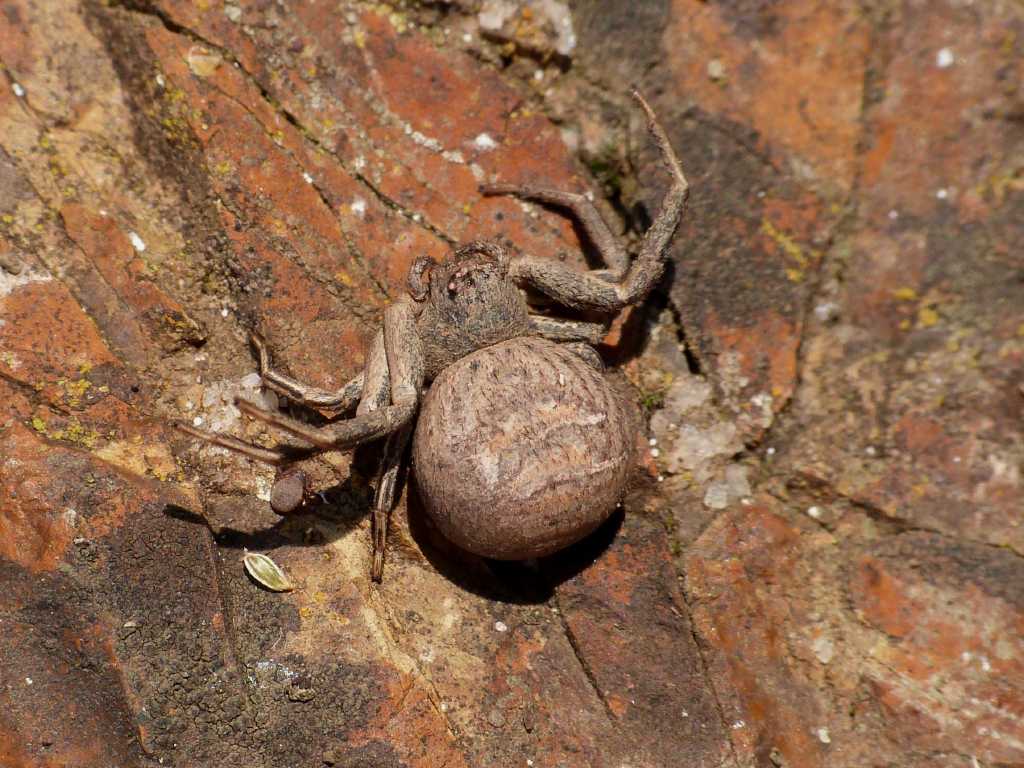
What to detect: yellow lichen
<box><xmin>761</xmin><ymin>219</ymin><xmax>809</xmax><ymax>268</ymax></box>
<box><xmin>58</xmin><ymin>376</ymin><xmax>92</xmax><ymax>408</ymax></box>
<box><xmin>52</xmin><ymin>418</ymin><xmax>100</xmax><ymax>448</ymax></box>
<box><xmin>917</xmin><ymin>306</ymin><xmax>940</xmax><ymax>328</ymax></box>
<box><xmin>891</xmin><ymin>287</ymin><xmax>918</xmax><ymax>301</ymax></box>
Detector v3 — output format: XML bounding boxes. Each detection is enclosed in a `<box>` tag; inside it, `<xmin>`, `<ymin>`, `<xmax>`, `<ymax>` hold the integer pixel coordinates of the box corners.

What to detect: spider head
<box><xmin>407</xmin><ymin>241</ymin><xmax>525</xmax><ymax>337</ymax></box>
<box><xmin>408</xmin><ymin>241</ymin><xmax>513</xmax><ymax>305</ymax></box>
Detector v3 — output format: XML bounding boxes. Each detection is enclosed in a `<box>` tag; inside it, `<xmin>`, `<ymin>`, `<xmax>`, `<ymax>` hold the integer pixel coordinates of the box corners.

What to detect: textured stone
<box><xmin>2</xmin><ymin>0</ymin><xmax>1021</xmax><ymax>765</ymax></box>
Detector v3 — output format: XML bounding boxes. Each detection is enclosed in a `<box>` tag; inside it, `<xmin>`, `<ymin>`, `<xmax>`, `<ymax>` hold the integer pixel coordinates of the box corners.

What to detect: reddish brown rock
<box><xmin>2</xmin><ymin>0</ymin><xmax>1021</xmax><ymax>765</ymax></box>
<box><xmin>850</xmin><ymin>534</ymin><xmax>1024</xmax><ymax>765</ymax></box>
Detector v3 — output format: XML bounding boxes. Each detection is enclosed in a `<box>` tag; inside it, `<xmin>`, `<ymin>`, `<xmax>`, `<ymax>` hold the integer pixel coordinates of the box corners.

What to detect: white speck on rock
<box><xmin>129</xmin><ymin>231</ymin><xmax>146</xmax><ymax>252</ymax></box>
<box><xmin>186</xmin><ymin>46</ymin><xmax>223</xmax><ymax>78</ymax></box>
<box><xmin>807</xmin><ymin>505</ymin><xmax>823</xmax><ymax>519</ymax></box>
<box><xmin>814</xmin><ymin>302</ymin><xmax>840</xmax><ymax>323</ymax></box>
<box><xmin>704</xmin><ymin>481</ymin><xmax>730</xmax><ymax>510</ymax></box>
<box><xmin>725</xmin><ymin>463</ymin><xmax>750</xmax><ymax>499</ymax></box>
<box><xmin>936</xmin><ymin>187</ymin><xmax>949</xmax><ymax>200</ymax></box>
<box><xmin>888</xmin><ymin>209</ymin><xmax>900</xmax><ymax>220</ymax></box>
<box><xmin>936</xmin><ymin>47</ymin><xmax>954</xmax><ymax>68</ymax></box>
<box><xmin>224</xmin><ymin>3</ymin><xmax>242</xmax><ymax>22</ymax></box>
<box><xmin>351</xmin><ymin>198</ymin><xmax>367</xmax><ymax>218</ymax></box>
<box><xmin>494</xmin><ymin>620</ymin><xmax>508</xmax><ymax>632</ymax></box>
<box><xmin>650</xmin><ymin>447</ymin><xmax>661</xmax><ymax>458</ymax></box>
<box><xmin>0</xmin><ymin>268</ymin><xmax>53</xmax><ymax>299</ymax></box>
<box><xmin>473</xmin><ymin>133</ymin><xmax>498</xmax><ymax>152</ymax></box>
<box><xmin>221</xmin><ymin>307</ymin><xmax>229</xmax><ymax>318</ymax></box>
<box><xmin>254</xmin><ymin>473</ymin><xmax>273</xmax><ymax>502</ymax></box>
<box><xmin>12</xmin><ymin>83</ymin><xmax>25</xmax><ymax>98</ymax></box>
<box><xmin>478</xmin><ymin>1</ymin><xmax>515</xmax><ymax>31</ymax></box>
<box><xmin>302</xmin><ymin>172</ymin><xmax>313</xmax><ymax>184</ymax></box>
<box><xmin>812</xmin><ymin>634</ymin><xmax>835</xmax><ymax>664</ymax></box>
<box><xmin>817</xmin><ymin>727</ymin><xmax>831</xmax><ymax>744</ymax></box>
<box><xmin>409</xmin><ymin>129</ymin><xmax>444</xmax><ymax>153</ymax></box>
<box><xmin>25</xmin><ymin>677</ymin><xmax>32</xmax><ymax>685</ymax></box>
<box><xmin>707</xmin><ymin>59</ymin><xmax>725</xmax><ymax>81</ymax></box>
<box><xmin>732</xmin><ymin>720</ymin><xmax>745</xmax><ymax>730</ymax></box>
<box><xmin>192</xmin><ymin>416</ymin><xmax>203</xmax><ymax>427</ymax></box>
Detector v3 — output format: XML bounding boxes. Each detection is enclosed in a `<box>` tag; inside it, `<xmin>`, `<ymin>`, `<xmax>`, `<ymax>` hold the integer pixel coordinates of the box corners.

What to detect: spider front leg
<box><xmin>480</xmin><ymin>184</ymin><xmax>629</xmax><ymax>278</ymax></box>
<box><xmin>236</xmin><ymin>299</ymin><xmax>425</xmax><ymax>581</ymax></box>
<box><xmin>490</xmin><ymin>90</ymin><xmax>688</xmax><ymax>314</ymax></box>
<box><xmin>175</xmin><ymin>329</ymin><xmax>392</xmax><ymax>511</ymax></box>
<box><xmin>174</xmin><ymin>421</ymin><xmax>298</xmax><ymax>465</ymax></box>
<box><xmin>251</xmin><ymin>331</ymin><xmax>366</xmax><ymax>411</ymax></box>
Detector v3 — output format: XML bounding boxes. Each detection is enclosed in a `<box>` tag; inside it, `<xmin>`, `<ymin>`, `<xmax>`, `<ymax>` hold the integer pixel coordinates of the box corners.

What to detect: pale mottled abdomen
<box><xmin>412</xmin><ymin>336</ymin><xmax>637</xmax><ymax>559</ymax></box>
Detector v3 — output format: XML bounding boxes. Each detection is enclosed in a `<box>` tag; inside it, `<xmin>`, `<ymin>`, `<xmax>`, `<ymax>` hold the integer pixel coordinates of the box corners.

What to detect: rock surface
<box><xmin>0</xmin><ymin>0</ymin><xmax>1020</xmax><ymax>766</ymax></box>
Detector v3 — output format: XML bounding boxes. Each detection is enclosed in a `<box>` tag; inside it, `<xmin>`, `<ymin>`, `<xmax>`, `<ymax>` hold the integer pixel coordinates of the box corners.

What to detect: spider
<box><xmin>176</xmin><ymin>90</ymin><xmax>688</xmax><ymax>582</ymax></box>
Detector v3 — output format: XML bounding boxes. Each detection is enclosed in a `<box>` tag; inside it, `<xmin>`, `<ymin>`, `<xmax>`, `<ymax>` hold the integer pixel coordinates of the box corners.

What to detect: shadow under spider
<box><xmin>164</xmin><ymin>444</ymin><xmax>625</xmax><ymax>608</ymax></box>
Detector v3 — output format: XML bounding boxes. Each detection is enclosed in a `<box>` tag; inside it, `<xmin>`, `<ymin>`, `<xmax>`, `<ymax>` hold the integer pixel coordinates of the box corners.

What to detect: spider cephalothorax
<box><xmin>176</xmin><ymin>91</ymin><xmax>689</xmax><ymax>581</ymax></box>
<box><xmin>416</xmin><ymin>242</ymin><xmax>530</xmax><ymax>377</ymax></box>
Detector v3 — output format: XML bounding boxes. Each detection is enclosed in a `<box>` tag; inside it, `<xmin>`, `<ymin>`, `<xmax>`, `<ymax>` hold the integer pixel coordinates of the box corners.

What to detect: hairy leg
<box><xmin>560</xmin><ymin>341</ymin><xmax>604</xmax><ymax>371</ymax></box>
<box><xmin>350</xmin><ymin>309</ymin><xmax>415</xmax><ymax>581</ymax></box>
<box><xmin>355</xmin><ymin>329</ymin><xmax>391</xmax><ymax>416</ymax></box>
<box><xmin>173</xmin><ymin>421</ymin><xmax>297</xmax><ymax>464</ymax></box>
<box><xmin>529</xmin><ymin>315</ymin><xmax>607</xmax><ymax>344</ymax></box>
<box><xmin>235</xmin><ymin>302</ymin><xmax>422</xmax><ymax>451</ymax></box>
<box><xmin>251</xmin><ymin>332</ymin><xmax>365</xmax><ymax>411</ymax></box>
<box><xmin>508</xmin><ymin>90</ymin><xmax>688</xmax><ymax>313</ymax></box>
<box><xmin>370</xmin><ymin>423</ymin><xmax>412</xmax><ymax>582</ymax></box>
<box><xmin>480</xmin><ymin>184</ymin><xmax>629</xmax><ymax>277</ymax></box>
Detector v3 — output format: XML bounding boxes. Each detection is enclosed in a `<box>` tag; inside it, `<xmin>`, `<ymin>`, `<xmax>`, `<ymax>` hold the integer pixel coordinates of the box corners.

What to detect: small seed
<box><xmin>243</xmin><ymin>552</ymin><xmax>295</xmax><ymax>591</ymax></box>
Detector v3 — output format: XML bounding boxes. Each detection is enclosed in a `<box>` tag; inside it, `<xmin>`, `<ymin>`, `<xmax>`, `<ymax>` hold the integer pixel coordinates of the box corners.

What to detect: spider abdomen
<box><xmin>412</xmin><ymin>336</ymin><xmax>638</xmax><ymax>560</ymax></box>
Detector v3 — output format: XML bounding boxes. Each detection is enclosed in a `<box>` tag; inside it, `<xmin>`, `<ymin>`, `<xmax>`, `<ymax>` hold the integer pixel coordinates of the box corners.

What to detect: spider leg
<box><xmin>234</xmin><ymin>397</ymin><xmax>415</xmax><ymax>449</ymax></box>
<box><xmin>480</xmin><ymin>184</ymin><xmax>629</xmax><ymax>277</ymax></box>
<box><xmin>505</xmin><ymin>90</ymin><xmax>689</xmax><ymax>314</ymax></box>
<box><xmin>529</xmin><ymin>315</ymin><xmax>607</xmax><ymax>344</ymax></box>
<box><xmin>173</xmin><ymin>421</ymin><xmax>305</xmax><ymax>465</ymax></box>
<box><xmin>355</xmin><ymin>328</ymin><xmax>391</xmax><ymax>416</ymax></box>
<box><xmin>251</xmin><ymin>331</ymin><xmax>366</xmax><ymax>411</ymax></box>
<box><xmin>560</xmin><ymin>341</ymin><xmax>605</xmax><ymax>371</ymax></box>
<box><xmin>237</xmin><ymin>300</ymin><xmax>425</xmax><ymax>582</ymax></box>
<box><xmin>352</xmin><ymin>312</ymin><xmax>410</xmax><ymax>582</ymax></box>
<box><xmin>370</xmin><ymin>422</ymin><xmax>413</xmax><ymax>582</ymax></box>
